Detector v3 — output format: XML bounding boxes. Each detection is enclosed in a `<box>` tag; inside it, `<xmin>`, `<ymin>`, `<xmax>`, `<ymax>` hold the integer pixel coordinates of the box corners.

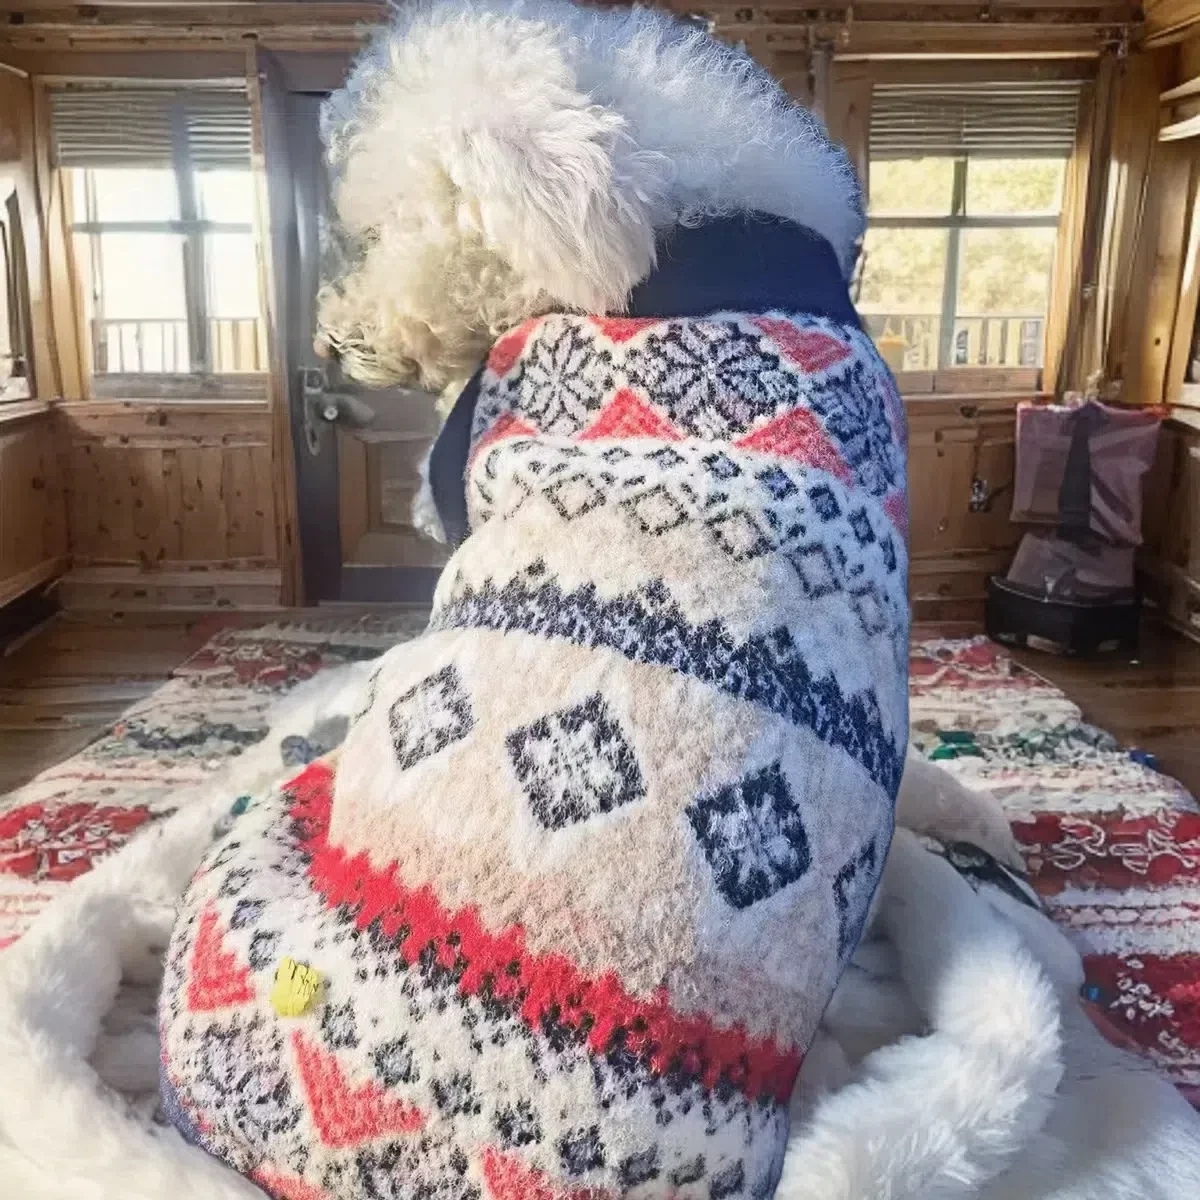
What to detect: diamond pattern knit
<box><xmin>160</xmin><ymin>310</ymin><xmax>909</xmax><ymax>1200</ymax></box>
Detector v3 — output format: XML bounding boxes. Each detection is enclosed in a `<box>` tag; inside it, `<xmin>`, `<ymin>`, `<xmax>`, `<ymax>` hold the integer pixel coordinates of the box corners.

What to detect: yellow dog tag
<box><xmin>270</xmin><ymin>957</ymin><xmax>324</xmax><ymax>1017</ymax></box>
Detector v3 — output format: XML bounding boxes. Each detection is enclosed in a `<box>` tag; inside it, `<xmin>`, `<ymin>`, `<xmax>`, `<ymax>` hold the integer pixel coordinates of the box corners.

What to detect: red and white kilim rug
<box><xmin>0</xmin><ymin>615</ymin><xmax>426</xmax><ymax>949</ymax></box>
<box><xmin>910</xmin><ymin>637</ymin><xmax>1200</xmax><ymax>1106</ymax></box>
<box><xmin>2</xmin><ymin>625</ymin><xmax>1198</xmax><ymax>1105</ymax></box>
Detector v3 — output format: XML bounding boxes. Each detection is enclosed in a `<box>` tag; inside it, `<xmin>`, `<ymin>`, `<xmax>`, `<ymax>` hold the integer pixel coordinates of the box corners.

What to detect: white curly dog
<box><xmin>1</xmin><ymin>2</ymin><xmax>1198</xmax><ymax>1197</ymax></box>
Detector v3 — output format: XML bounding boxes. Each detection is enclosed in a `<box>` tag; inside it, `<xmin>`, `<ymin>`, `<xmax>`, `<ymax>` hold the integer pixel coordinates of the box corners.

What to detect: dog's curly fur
<box><xmin>316</xmin><ymin>0</ymin><xmax>864</xmax><ymax>391</ymax></box>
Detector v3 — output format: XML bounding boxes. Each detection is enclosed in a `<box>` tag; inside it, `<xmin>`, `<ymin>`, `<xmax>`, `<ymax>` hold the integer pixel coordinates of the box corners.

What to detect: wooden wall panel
<box><xmin>43</xmin><ymin>394</ymin><xmax>1024</xmax><ymax>618</ymax></box>
<box><xmin>0</xmin><ymin>405</ymin><xmax>68</xmax><ymax>607</ymax></box>
<box><xmin>58</xmin><ymin>402</ymin><xmax>280</xmax><ymax>580</ymax></box>
<box><xmin>0</xmin><ymin>68</ymin><xmax>56</xmax><ymax>402</ymax></box>
<box><xmin>1108</xmin><ymin>43</ymin><xmax>1200</xmax><ymax>408</ymax></box>
<box><xmin>1110</xmin><ymin>42</ymin><xmax>1200</xmax><ymax>641</ymax></box>
<box><xmin>1141</xmin><ymin>415</ymin><xmax>1200</xmax><ymax>637</ymax></box>
<box><xmin>905</xmin><ymin>395</ymin><xmax>1025</xmax><ymax>621</ymax></box>
<box><xmin>1122</xmin><ymin>142</ymin><xmax>1195</xmax><ymax>406</ymax></box>
<box><xmin>827</xmin><ymin>63</ymin><xmax>873</xmax><ymax>192</ymax></box>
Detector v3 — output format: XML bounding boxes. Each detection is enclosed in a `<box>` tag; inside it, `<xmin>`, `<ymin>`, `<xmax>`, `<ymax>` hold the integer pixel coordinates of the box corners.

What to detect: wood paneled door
<box><xmin>259</xmin><ymin>56</ymin><xmax>447</xmax><ymax>605</ymax></box>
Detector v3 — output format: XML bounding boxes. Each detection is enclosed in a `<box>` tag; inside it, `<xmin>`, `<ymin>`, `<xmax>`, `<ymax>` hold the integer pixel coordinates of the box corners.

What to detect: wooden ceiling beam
<box><xmin>710</xmin><ymin>3</ymin><xmax>1132</xmax><ymax>21</ymax></box>
<box><xmin>750</xmin><ymin>26</ymin><xmax>1123</xmax><ymax>56</ymax></box>
<box><xmin>1143</xmin><ymin>0</ymin><xmax>1200</xmax><ymax>43</ymax></box>
<box><xmin>0</xmin><ymin>47</ymin><xmax>253</xmax><ymax>75</ymax></box>
<box><xmin>0</xmin><ymin>0</ymin><xmax>1133</xmax><ymax>6</ymax></box>
<box><xmin>824</xmin><ymin>56</ymin><xmax>1098</xmax><ymax>79</ymax></box>
<box><xmin>0</xmin><ymin>0</ymin><xmax>1135</xmax><ymax>57</ymax></box>
<box><xmin>0</xmin><ymin>0</ymin><xmax>1136</xmax><ymax>30</ymax></box>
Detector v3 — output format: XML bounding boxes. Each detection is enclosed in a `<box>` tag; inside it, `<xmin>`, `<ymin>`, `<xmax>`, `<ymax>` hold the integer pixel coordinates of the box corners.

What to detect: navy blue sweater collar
<box><xmin>427</xmin><ymin>217</ymin><xmax>857</xmax><ymax>546</ymax></box>
<box><xmin>627</xmin><ymin>215</ymin><xmax>858</xmax><ymax>325</ymax></box>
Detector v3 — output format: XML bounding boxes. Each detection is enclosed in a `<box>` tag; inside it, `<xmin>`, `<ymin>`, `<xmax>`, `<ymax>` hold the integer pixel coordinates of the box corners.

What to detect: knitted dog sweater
<box><xmin>159</xmin><ymin>218</ymin><xmax>909</xmax><ymax>1200</ymax></box>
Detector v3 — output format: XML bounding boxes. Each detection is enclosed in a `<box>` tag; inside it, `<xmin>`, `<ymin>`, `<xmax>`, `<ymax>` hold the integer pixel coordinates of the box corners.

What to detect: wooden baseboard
<box><xmin>1138</xmin><ymin>547</ymin><xmax>1200</xmax><ymax>649</ymax></box>
<box><xmin>0</xmin><ymin>555</ymin><xmax>70</xmax><ymax>611</ymax></box>
<box><xmin>0</xmin><ymin>579</ymin><xmax>59</xmax><ymax>654</ymax></box>
<box><xmin>908</xmin><ymin>549</ymin><xmax>1013</xmax><ymax>622</ymax></box>
<box><xmin>56</xmin><ymin>554</ymin><xmax>1017</xmax><ymax>621</ymax></box>
<box><xmin>911</xmin><ymin>595</ymin><xmax>987</xmax><ymax>623</ymax></box>
<box><xmin>1150</xmin><ymin>609</ymin><xmax>1200</xmax><ymax>647</ymax></box>
<box><xmin>58</xmin><ymin>565</ymin><xmax>283</xmax><ymax>613</ymax></box>
<box><xmin>909</xmin><ymin>550</ymin><xmax>1017</xmax><ymax>622</ymax></box>
<box><xmin>0</xmin><ymin>399</ymin><xmax>53</xmax><ymax>429</ymax></box>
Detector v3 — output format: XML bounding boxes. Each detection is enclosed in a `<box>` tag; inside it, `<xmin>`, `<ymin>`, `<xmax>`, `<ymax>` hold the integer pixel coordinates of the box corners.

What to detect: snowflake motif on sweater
<box><xmin>160</xmin><ymin>310</ymin><xmax>909</xmax><ymax>1200</ymax></box>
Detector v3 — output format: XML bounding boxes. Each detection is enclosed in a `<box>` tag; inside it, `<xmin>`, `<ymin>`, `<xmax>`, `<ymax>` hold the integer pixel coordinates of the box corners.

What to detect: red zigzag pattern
<box><xmin>287</xmin><ymin>764</ymin><xmax>803</xmax><ymax>1104</ymax></box>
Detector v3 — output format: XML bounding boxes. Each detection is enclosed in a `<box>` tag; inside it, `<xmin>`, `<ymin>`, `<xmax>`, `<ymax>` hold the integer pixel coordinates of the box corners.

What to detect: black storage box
<box><xmin>985</xmin><ymin>574</ymin><xmax>1140</xmax><ymax>657</ymax></box>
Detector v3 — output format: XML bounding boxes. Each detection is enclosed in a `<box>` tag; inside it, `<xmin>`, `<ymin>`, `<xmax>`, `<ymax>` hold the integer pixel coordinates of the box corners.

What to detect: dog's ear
<box><xmin>326</xmin><ymin>12</ymin><xmax>663</xmax><ymax>315</ymax></box>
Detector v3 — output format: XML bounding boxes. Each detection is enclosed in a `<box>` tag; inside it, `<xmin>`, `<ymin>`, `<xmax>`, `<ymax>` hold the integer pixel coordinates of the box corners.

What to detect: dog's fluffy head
<box><xmin>317</xmin><ymin>0</ymin><xmax>865</xmax><ymax>390</ymax></box>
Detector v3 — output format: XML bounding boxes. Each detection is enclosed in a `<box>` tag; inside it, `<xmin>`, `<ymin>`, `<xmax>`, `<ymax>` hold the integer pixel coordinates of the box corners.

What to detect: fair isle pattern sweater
<box><xmin>159</xmin><ymin>274</ymin><xmax>909</xmax><ymax>1198</ymax></box>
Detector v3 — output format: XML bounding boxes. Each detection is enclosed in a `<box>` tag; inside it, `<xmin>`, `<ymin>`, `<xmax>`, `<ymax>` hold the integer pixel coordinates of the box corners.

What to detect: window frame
<box><xmin>865</xmin><ymin>154</ymin><xmax>1064</xmax><ymax>374</ymax></box>
<box><xmin>0</xmin><ymin>182</ymin><xmax>34</xmax><ymax>404</ymax></box>
<box><xmin>65</xmin><ymin>92</ymin><xmax>265</xmax><ymax>397</ymax></box>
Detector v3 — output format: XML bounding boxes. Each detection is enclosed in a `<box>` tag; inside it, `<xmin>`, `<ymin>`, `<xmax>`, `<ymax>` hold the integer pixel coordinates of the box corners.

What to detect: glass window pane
<box><xmin>857</xmin><ymin>227</ymin><xmax>948</xmax><ymax>371</ymax></box>
<box><xmin>77</xmin><ymin>168</ymin><xmax>178</xmax><ymax>223</ymax></box>
<box><xmin>868</xmin><ymin>158</ymin><xmax>955</xmax><ymax>216</ymax></box>
<box><xmin>965</xmin><ymin>158</ymin><xmax>1066</xmax><ymax>216</ymax></box>
<box><xmin>196</xmin><ymin>169</ymin><xmax>256</xmax><ymax>225</ymax></box>
<box><xmin>954</xmin><ymin>227</ymin><xmax>1057</xmax><ymax>367</ymax></box>
<box><xmin>205</xmin><ymin>231</ymin><xmax>265</xmax><ymax>373</ymax></box>
<box><xmin>94</xmin><ymin>233</ymin><xmax>187</xmax><ymax>318</ymax></box>
<box><xmin>80</xmin><ymin>231</ymin><xmax>188</xmax><ymax>373</ymax></box>
<box><xmin>205</xmin><ymin>232</ymin><xmax>259</xmax><ymax>317</ymax></box>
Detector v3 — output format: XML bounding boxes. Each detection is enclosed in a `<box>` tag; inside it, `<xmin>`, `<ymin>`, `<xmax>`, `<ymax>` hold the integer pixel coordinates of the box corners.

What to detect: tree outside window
<box><xmin>858</xmin><ymin>155</ymin><xmax>1066</xmax><ymax>374</ymax></box>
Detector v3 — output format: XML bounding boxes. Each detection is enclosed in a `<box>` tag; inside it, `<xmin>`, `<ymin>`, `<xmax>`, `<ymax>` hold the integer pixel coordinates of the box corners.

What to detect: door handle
<box><xmin>300</xmin><ymin>366</ymin><xmax>376</xmax><ymax>453</ymax></box>
<box><xmin>317</xmin><ymin>391</ymin><xmax>377</xmax><ymax>429</ymax></box>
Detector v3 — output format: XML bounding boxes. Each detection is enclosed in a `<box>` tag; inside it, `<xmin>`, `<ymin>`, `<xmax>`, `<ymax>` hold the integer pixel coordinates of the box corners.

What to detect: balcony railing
<box><xmin>91</xmin><ymin>317</ymin><xmax>266</xmax><ymax>375</ymax></box>
<box><xmin>860</xmin><ymin>312</ymin><xmax>1044</xmax><ymax>372</ymax></box>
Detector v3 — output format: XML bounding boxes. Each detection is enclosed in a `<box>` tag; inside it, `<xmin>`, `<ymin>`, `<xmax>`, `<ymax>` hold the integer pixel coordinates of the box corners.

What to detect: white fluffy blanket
<box><xmin>1</xmin><ymin>665</ymin><xmax>1198</xmax><ymax>1200</ymax></box>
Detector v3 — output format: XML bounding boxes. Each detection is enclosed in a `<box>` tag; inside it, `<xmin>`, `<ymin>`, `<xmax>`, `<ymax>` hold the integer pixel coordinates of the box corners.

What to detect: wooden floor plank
<box><xmin>941</xmin><ymin>622</ymin><xmax>1200</xmax><ymax>798</ymax></box>
<box><xmin>0</xmin><ymin>728</ymin><xmax>107</xmax><ymax>796</ymax></box>
<box><xmin>0</xmin><ymin>680</ymin><xmax>155</xmax><ymax>709</ymax></box>
<box><xmin>0</xmin><ymin>612</ymin><xmax>223</xmax><ymax>796</ymax></box>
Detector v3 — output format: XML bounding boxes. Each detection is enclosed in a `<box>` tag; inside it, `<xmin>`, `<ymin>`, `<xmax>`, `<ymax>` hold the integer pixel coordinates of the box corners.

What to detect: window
<box><xmin>857</xmin><ymin>81</ymin><xmax>1081</xmax><ymax>376</ymax></box>
<box><xmin>50</xmin><ymin>86</ymin><xmax>265</xmax><ymax>388</ymax></box>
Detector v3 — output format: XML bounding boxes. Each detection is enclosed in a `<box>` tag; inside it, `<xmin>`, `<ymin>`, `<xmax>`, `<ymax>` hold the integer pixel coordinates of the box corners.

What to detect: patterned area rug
<box><xmin>910</xmin><ymin>638</ymin><xmax>1200</xmax><ymax>1105</ymax></box>
<box><xmin>0</xmin><ymin>614</ymin><xmax>428</xmax><ymax>949</ymax></box>
<box><xmin>1</xmin><ymin>622</ymin><xmax>1197</xmax><ymax>1103</ymax></box>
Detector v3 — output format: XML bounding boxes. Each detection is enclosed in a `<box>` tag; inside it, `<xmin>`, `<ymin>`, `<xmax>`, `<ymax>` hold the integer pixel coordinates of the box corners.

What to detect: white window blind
<box><xmin>870</xmin><ymin>81</ymin><xmax>1084</xmax><ymax>160</ymax></box>
<box><xmin>49</xmin><ymin>86</ymin><xmax>252</xmax><ymax>169</ymax></box>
